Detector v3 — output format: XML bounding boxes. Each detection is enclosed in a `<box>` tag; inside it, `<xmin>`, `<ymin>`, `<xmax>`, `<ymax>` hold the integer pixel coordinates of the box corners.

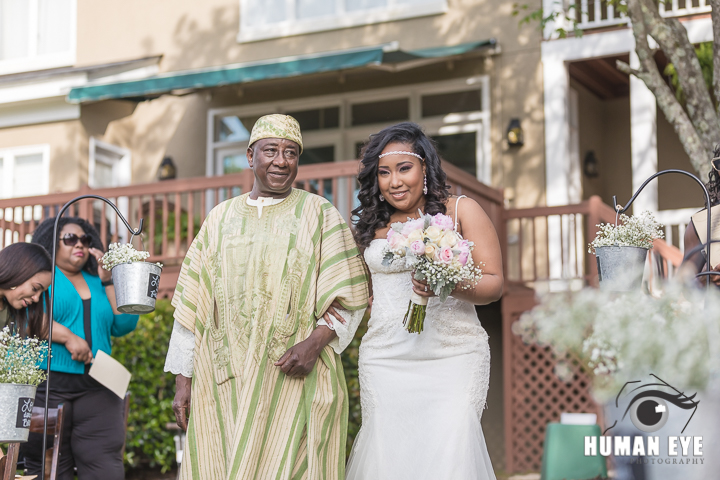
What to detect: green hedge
<box><xmin>113</xmin><ymin>300</ymin><xmax>176</xmax><ymax>473</ymax></box>
<box><xmin>112</xmin><ymin>301</ymin><xmax>366</xmax><ymax>472</ymax></box>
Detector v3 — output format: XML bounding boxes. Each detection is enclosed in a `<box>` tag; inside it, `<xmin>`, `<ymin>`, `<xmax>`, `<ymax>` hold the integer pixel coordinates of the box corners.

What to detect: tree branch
<box><xmin>710</xmin><ymin>0</ymin><xmax>720</xmax><ymax>116</ymax></box>
<box><xmin>636</xmin><ymin>0</ymin><xmax>720</xmax><ymax>164</ymax></box>
<box><xmin>625</xmin><ymin>0</ymin><xmax>711</xmax><ymax>177</ymax></box>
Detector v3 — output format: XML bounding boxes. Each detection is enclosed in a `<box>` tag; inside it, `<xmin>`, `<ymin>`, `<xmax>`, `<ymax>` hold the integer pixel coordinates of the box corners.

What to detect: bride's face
<box><xmin>377</xmin><ymin>141</ymin><xmax>426</xmax><ymax>214</ymax></box>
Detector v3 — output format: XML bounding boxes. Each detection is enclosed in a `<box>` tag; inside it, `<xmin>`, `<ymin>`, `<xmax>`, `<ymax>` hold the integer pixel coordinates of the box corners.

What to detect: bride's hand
<box><xmin>411</xmin><ymin>276</ymin><xmax>435</xmax><ymax>298</ymax></box>
<box><xmin>322</xmin><ymin>300</ymin><xmax>347</xmax><ymax>328</ymax></box>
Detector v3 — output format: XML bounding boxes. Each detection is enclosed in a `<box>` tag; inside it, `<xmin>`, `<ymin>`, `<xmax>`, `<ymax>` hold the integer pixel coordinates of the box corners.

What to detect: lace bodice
<box><xmin>362</xmin><ymin>239</ymin><xmax>488</xmax><ymax>354</ymax></box>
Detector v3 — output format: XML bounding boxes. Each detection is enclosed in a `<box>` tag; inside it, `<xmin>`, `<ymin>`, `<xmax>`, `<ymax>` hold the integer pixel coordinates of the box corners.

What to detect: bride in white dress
<box><xmin>344</xmin><ymin>123</ymin><xmax>504</xmax><ymax>480</ymax></box>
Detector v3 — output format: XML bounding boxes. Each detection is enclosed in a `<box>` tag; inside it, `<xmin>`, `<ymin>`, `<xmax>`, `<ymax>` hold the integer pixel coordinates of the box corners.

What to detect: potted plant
<box><xmin>588</xmin><ymin>211</ymin><xmax>664</xmax><ymax>291</ymax></box>
<box><xmin>0</xmin><ymin>327</ymin><xmax>48</xmax><ymax>442</ymax></box>
<box><xmin>101</xmin><ymin>243</ymin><xmax>163</xmax><ymax>314</ymax></box>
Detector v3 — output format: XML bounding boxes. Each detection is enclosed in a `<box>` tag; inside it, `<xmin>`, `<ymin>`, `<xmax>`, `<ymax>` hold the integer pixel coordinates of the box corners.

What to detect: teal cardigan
<box><xmin>41</xmin><ymin>267</ymin><xmax>139</xmax><ymax>374</ymax></box>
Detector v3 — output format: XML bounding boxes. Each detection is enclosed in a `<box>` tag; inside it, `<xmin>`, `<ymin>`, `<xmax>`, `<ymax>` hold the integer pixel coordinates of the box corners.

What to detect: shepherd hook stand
<box><xmin>42</xmin><ymin>195</ymin><xmax>143</xmax><ymax>477</ymax></box>
<box><xmin>612</xmin><ymin>169</ymin><xmax>714</xmax><ymax>286</ymax></box>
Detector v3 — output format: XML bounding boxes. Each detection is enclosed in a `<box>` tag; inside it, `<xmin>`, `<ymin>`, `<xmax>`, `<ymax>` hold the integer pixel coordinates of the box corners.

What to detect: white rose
<box><xmin>438</xmin><ymin>231</ymin><xmax>458</xmax><ymax>248</ymax></box>
<box><xmin>407</xmin><ymin>229</ymin><xmax>423</xmax><ymax>243</ymax></box>
<box><xmin>424</xmin><ymin>226</ymin><xmax>442</xmax><ymax>243</ymax></box>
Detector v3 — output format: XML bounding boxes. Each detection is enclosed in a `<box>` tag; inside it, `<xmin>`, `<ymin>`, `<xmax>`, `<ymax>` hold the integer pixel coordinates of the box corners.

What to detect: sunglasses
<box><xmin>713</xmin><ymin>156</ymin><xmax>720</xmax><ymax>172</ymax></box>
<box><xmin>61</xmin><ymin>233</ymin><xmax>92</xmax><ymax>247</ymax></box>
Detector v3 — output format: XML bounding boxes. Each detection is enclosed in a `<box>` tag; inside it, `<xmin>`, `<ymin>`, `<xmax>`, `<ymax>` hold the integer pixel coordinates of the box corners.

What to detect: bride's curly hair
<box><xmin>352</xmin><ymin>122</ymin><xmax>449</xmax><ymax>249</ymax></box>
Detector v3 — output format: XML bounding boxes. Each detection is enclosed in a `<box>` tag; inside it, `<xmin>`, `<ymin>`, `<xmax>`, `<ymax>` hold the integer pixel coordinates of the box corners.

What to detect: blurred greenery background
<box><xmin>113</xmin><ymin>300</ymin><xmax>367</xmax><ymax>473</ymax></box>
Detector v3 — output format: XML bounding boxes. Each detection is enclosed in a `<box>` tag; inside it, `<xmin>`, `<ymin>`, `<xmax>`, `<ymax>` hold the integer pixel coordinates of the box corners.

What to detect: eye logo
<box><xmin>604</xmin><ymin>374</ymin><xmax>699</xmax><ymax>435</ymax></box>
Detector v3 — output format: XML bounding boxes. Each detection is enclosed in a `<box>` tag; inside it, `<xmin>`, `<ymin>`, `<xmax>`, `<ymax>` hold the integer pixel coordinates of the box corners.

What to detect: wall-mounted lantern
<box><xmin>584</xmin><ymin>150</ymin><xmax>599</xmax><ymax>178</ymax></box>
<box><xmin>506</xmin><ymin>118</ymin><xmax>524</xmax><ymax>147</ymax></box>
<box><xmin>157</xmin><ymin>156</ymin><xmax>177</xmax><ymax>181</ymax></box>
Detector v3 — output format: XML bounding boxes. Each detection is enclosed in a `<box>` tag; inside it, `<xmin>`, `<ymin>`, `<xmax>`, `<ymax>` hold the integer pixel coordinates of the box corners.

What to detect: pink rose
<box><xmin>457</xmin><ymin>251</ymin><xmax>469</xmax><ymax>266</ymax></box>
<box><xmin>401</xmin><ymin>218</ymin><xmax>425</xmax><ymax>236</ymax></box>
<box><xmin>456</xmin><ymin>240</ymin><xmax>471</xmax><ymax>266</ymax></box>
<box><xmin>410</xmin><ymin>240</ymin><xmax>425</xmax><ymax>256</ymax></box>
<box><xmin>388</xmin><ymin>232</ymin><xmax>407</xmax><ymax>251</ymax></box>
<box><xmin>438</xmin><ymin>246</ymin><xmax>454</xmax><ymax>264</ymax></box>
<box><xmin>431</xmin><ymin>213</ymin><xmax>454</xmax><ymax>231</ymax></box>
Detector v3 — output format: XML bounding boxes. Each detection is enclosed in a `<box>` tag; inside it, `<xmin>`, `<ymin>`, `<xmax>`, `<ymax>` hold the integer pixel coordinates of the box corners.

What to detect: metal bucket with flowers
<box><xmin>101</xmin><ymin>243</ymin><xmax>163</xmax><ymax>314</ymax></box>
<box><xmin>0</xmin><ymin>327</ymin><xmax>48</xmax><ymax>442</ymax></box>
<box><xmin>588</xmin><ymin>211</ymin><xmax>664</xmax><ymax>291</ymax></box>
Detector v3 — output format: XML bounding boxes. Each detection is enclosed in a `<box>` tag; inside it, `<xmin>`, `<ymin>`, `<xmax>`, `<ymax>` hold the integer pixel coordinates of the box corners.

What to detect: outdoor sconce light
<box><xmin>158</xmin><ymin>156</ymin><xmax>177</xmax><ymax>181</ymax></box>
<box><xmin>506</xmin><ymin>118</ymin><xmax>524</xmax><ymax>147</ymax></box>
<box><xmin>584</xmin><ymin>150</ymin><xmax>599</xmax><ymax>178</ymax></box>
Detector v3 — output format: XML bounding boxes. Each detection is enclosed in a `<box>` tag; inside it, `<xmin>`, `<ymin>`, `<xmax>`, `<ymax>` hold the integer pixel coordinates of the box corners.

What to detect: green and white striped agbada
<box><xmin>172</xmin><ymin>189</ymin><xmax>369</xmax><ymax>480</ymax></box>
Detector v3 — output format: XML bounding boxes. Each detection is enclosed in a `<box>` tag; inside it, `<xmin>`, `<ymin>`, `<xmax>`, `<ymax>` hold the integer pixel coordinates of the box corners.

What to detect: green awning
<box><xmin>67</xmin><ymin>40</ymin><xmax>497</xmax><ymax>103</ymax></box>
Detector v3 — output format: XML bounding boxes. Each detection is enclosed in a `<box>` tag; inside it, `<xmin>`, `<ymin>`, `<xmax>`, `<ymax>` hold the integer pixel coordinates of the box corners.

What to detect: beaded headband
<box><xmin>378</xmin><ymin>151</ymin><xmax>424</xmax><ymax>161</ymax></box>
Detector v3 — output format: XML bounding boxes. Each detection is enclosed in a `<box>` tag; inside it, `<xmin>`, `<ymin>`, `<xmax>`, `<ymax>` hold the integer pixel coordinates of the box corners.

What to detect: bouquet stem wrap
<box><xmin>403</xmin><ymin>292</ymin><xmax>429</xmax><ymax>333</ymax></box>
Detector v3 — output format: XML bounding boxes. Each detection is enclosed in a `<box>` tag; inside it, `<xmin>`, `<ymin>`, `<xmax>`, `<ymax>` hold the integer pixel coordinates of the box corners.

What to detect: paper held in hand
<box><xmin>88</xmin><ymin>350</ymin><xmax>131</xmax><ymax>398</ymax></box>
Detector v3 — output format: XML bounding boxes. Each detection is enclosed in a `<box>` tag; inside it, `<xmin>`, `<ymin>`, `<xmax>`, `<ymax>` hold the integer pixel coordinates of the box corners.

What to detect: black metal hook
<box><xmin>611</xmin><ymin>169</ymin><xmax>712</xmax><ymax>286</ymax></box>
<box><xmin>42</xmin><ymin>195</ymin><xmax>143</xmax><ymax>476</ymax></box>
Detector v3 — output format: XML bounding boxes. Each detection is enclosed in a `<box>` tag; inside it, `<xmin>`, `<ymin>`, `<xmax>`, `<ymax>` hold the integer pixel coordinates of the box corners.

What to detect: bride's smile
<box><xmin>377</xmin><ymin>141</ymin><xmax>427</xmax><ymax>215</ymax></box>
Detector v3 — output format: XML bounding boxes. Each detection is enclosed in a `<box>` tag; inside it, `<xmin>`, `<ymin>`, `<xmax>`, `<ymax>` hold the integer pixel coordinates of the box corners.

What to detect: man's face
<box><xmin>247</xmin><ymin>138</ymin><xmax>300</xmax><ymax>195</ymax></box>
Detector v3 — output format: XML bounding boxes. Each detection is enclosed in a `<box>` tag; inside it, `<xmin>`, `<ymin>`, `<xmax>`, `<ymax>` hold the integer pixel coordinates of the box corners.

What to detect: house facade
<box><xmin>541</xmin><ymin>0</ymin><xmax>710</xmax><ymax>249</ymax></box>
<box><xmin>0</xmin><ymin>0</ymin><xmax>546</xmax><ymax>209</ymax></box>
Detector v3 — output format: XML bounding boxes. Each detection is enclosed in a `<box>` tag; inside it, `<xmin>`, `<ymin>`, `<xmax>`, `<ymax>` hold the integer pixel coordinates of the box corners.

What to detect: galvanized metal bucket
<box><xmin>0</xmin><ymin>383</ymin><xmax>37</xmax><ymax>443</ymax></box>
<box><xmin>112</xmin><ymin>262</ymin><xmax>163</xmax><ymax>314</ymax></box>
<box><xmin>596</xmin><ymin>245</ymin><xmax>648</xmax><ymax>291</ymax></box>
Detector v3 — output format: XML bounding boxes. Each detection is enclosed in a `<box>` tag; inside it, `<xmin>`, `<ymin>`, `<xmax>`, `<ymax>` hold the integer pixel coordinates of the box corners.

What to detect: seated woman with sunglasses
<box><xmin>21</xmin><ymin>217</ymin><xmax>140</xmax><ymax>480</ymax></box>
<box><xmin>679</xmin><ymin>148</ymin><xmax>720</xmax><ymax>287</ymax></box>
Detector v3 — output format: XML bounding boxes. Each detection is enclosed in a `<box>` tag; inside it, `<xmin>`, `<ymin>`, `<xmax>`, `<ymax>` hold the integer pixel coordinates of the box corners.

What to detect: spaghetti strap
<box><xmin>454</xmin><ymin>195</ymin><xmax>466</xmax><ymax>231</ymax></box>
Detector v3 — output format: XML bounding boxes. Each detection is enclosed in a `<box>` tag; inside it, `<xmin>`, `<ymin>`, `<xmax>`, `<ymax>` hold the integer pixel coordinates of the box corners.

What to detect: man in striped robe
<box><xmin>164</xmin><ymin>114</ymin><xmax>369</xmax><ymax>479</ymax></box>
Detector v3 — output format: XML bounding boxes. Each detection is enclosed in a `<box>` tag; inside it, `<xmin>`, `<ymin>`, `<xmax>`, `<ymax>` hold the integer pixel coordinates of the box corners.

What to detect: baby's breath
<box><xmin>101</xmin><ymin>243</ymin><xmax>162</xmax><ymax>270</ymax></box>
<box><xmin>588</xmin><ymin>211</ymin><xmax>664</xmax><ymax>253</ymax></box>
<box><xmin>0</xmin><ymin>326</ymin><xmax>48</xmax><ymax>386</ymax></box>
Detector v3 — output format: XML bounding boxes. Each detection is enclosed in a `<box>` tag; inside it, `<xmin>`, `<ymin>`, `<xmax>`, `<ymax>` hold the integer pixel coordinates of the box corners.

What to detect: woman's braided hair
<box><xmin>708</xmin><ymin>144</ymin><xmax>720</xmax><ymax>206</ymax></box>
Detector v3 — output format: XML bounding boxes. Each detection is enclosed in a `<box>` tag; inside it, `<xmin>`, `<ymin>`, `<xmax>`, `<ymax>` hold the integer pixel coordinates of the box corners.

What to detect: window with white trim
<box><xmin>208</xmin><ymin>76</ymin><xmax>491</xmax><ymax>183</ymax></box>
<box><xmin>0</xmin><ymin>0</ymin><xmax>76</xmax><ymax>75</ymax></box>
<box><xmin>238</xmin><ymin>0</ymin><xmax>447</xmax><ymax>42</ymax></box>
<box><xmin>0</xmin><ymin>145</ymin><xmax>50</xmax><ymax>199</ymax></box>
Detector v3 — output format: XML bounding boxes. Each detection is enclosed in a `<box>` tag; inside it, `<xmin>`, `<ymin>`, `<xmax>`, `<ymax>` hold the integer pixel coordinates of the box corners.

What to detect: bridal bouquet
<box><xmin>382</xmin><ymin>212</ymin><xmax>483</xmax><ymax>333</ymax></box>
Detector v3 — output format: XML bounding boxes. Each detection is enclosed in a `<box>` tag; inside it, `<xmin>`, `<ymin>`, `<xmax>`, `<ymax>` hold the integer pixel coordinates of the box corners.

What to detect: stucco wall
<box><xmin>0</xmin><ymin>120</ymin><xmax>87</xmax><ymax>193</ymax></box>
<box><xmin>72</xmin><ymin>0</ymin><xmax>545</xmax><ymax>205</ymax></box>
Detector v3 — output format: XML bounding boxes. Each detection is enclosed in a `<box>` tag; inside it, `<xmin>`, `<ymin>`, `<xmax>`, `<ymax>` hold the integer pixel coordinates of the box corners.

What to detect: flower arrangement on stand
<box><xmin>588</xmin><ymin>211</ymin><xmax>665</xmax><ymax>291</ymax></box>
<box><xmin>0</xmin><ymin>326</ymin><xmax>49</xmax><ymax>442</ymax></box>
<box><xmin>512</xmin><ymin>284</ymin><xmax>720</xmax><ymax>401</ymax></box>
<box><xmin>101</xmin><ymin>243</ymin><xmax>163</xmax><ymax>314</ymax></box>
<box><xmin>383</xmin><ymin>212</ymin><xmax>483</xmax><ymax>333</ymax></box>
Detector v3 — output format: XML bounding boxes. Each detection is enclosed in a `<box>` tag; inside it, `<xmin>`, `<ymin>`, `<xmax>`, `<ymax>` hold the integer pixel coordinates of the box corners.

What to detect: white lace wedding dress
<box><xmin>346</xmin><ymin>237</ymin><xmax>496</xmax><ymax>480</ymax></box>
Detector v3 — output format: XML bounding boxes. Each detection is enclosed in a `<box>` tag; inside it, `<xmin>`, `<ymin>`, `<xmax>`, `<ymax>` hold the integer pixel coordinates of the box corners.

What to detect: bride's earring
<box><xmin>379</xmin><ymin>194</ymin><xmax>385</xmax><ymax>202</ymax></box>
<box><xmin>10</xmin><ymin>286</ymin><xmax>16</xmax><ymax>290</ymax></box>
<box><xmin>423</xmin><ymin>175</ymin><xmax>428</xmax><ymax>195</ymax></box>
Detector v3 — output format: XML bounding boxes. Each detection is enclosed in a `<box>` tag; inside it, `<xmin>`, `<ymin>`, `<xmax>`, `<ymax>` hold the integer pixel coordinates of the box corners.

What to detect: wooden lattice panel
<box><xmin>502</xmin><ymin>288</ymin><xmax>601</xmax><ymax>473</ymax></box>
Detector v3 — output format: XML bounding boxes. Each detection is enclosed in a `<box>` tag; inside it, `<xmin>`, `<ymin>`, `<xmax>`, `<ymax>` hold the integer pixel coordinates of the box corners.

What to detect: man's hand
<box><xmin>275</xmin><ymin>326</ymin><xmax>336</xmax><ymax>378</ymax></box>
<box><xmin>65</xmin><ymin>334</ymin><xmax>93</xmax><ymax>364</ymax></box>
<box><xmin>173</xmin><ymin>375</ymin><xmax>192</xmax><ymax>431</ymax></box>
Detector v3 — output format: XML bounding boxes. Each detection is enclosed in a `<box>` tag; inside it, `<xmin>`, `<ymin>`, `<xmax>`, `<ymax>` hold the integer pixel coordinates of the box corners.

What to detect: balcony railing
<box><xmin>503</xmin><ymin>195</ymin><xmax>683</xmax><ymax>290</ymax></box>
<box><xmin>549</xmin><ymin>0</ymin><xmax>712</xmax><ymax>33</ymax></box>
<box><xmin>0</xmin><ymin>160</ymin><xmax>504</xmax><ymax>296</ymax></box>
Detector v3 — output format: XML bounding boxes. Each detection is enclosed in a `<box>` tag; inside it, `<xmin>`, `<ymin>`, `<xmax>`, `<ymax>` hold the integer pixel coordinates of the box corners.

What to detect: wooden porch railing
<box><xmin>503</xmin><ymin>195</ymin><xmax>683</xmax><ymax>289</ymax></box>
<box><xmin>0</xmin><ymin>159</ymin><xmax>504</xmax><ymax>265</ymax></box>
